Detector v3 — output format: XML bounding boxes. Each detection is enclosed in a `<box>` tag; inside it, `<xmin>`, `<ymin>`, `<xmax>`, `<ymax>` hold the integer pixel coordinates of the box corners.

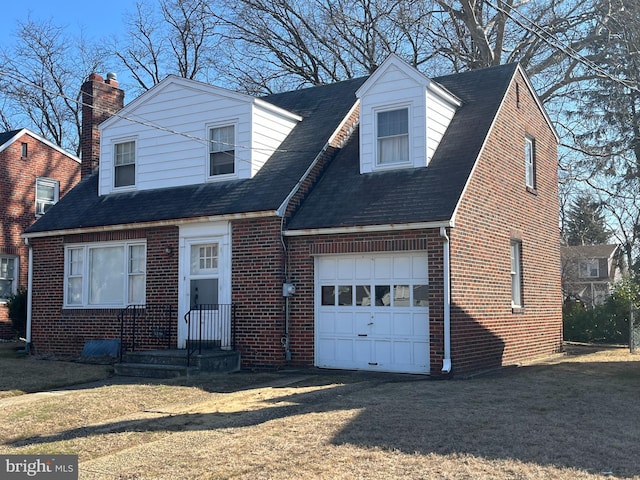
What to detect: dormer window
<box><xmin>377</xmin><ymin>108</ymin><xmax>409</xmax><ymax>166</ymax></box>
<box><xmin>209</xmin><ymin>125</ymin><xmax>235</xmax><ymax>176</ymax></box>
<box><xmin>114</xmin><ymin>141</ymin><xmax>136</xmax><ymax>188</ymax></box>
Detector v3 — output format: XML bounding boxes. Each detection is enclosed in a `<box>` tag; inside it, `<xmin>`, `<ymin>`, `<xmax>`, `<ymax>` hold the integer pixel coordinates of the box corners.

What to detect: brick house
<box><xmin>23</xmin><ymin>56</ymin><xmax>562</xmax><ymax>375</ymax></box>
<box><xmin>561</xmin><ymin>244</ymin><xmax>623</xmax><ymax>307</ymax></box>
<box><xmin>0</xmin><ymin>129</ymin><xmax>80</xmax><ymax>338</ymax></box>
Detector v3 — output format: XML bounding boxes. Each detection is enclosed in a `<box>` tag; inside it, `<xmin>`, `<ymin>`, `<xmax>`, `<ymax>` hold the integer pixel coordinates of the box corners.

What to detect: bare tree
<box><xmin>114</xmin><ymin>0</ymin><xmax>223</xmax><ymax>93</ymax></box>
<box><xmin>0</xmin><ymin>16</ymin><xmax>106</xmax><ymax>154</ymax></box>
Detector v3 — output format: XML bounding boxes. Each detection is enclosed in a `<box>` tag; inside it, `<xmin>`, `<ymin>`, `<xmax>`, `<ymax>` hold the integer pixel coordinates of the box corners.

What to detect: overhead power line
<box><xmin>485</xmin><ymin>0</ymin><xmax>640</xmax><ymax>93</ymax></box>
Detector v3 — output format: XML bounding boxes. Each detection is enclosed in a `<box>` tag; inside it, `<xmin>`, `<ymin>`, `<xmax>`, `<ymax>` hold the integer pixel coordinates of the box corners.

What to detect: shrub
<box><xmin>563</xmin><ymin>277</ymin><xmax>640</xmax><ymax>345</ymax></box>
<box><xmin>6</xmin><ymin>289</ymin><xmax>27</xmax><ymax>338</ymax></box>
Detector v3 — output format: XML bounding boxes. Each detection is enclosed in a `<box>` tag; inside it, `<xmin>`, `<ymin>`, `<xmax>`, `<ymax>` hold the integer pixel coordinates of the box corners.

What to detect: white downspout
<box><xmin>439</xmin><ymin>227</ymin><xmax>451</xmax><ymax>374</ymax></box>
<box><xmin>25</xmin><ymin>237</ymin><xmax>33</xmax><ymax>350</ymax></box>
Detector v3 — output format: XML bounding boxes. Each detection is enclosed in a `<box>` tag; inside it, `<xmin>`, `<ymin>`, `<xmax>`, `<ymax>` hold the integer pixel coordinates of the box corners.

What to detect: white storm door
<box><xmin>178</xmin><ymin>232</ymin><xmax>232</xmax><ymax>348</ymax></box>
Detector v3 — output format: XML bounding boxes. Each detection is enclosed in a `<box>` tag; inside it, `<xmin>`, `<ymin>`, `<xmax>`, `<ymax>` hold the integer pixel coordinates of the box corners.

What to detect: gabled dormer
<box><xmin>97</xmin><ymin>76</ymin><xmax>301</xmax><ymax>196</ymax></box>
<box><xmin>356</xmin><ymin>54</ymin><xmax>461</xmax><ymax>174</ymax></box>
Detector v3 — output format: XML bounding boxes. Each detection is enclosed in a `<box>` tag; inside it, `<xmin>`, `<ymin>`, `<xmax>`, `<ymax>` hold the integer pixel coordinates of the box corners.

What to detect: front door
<box><xmin>186</xmin><ymin>242</ymin><xmax>223</xmax><ymax>348</ymax></box>
<box><xmin>178</xmin><ymin>225</ymin><xmax>231</xmax><ymax>348</ymax></box>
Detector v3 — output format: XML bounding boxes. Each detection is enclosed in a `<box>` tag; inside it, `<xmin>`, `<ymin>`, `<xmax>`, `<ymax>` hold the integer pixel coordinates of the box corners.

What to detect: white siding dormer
<box><xmin>357</xmin><ymin>55</ymin><xmax>461</xmax><ymax>174</ymax></box>
<box><xmin>98</xmin><ymin>76</ymin><xmax>301</xmax><ymax>195</ymax></box>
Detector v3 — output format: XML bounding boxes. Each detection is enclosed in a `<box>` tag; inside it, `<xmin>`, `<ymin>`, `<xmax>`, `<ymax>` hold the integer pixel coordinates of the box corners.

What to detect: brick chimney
<box><xmin>81</xmin><ymin>72</ymin><xmax>125</xmax><ymax>178</ymax></box>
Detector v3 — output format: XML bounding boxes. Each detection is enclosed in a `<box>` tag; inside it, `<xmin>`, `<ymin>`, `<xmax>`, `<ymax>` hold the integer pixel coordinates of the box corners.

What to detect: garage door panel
<box><xmin>374</xmin><ymin>256</ymin><xmax>393</xmax><ymax>278</ymax></box>
<box><xmin>373</xmin><ymin>340</ymin><xmax>392</xmax><ymax>365</ymax></box>
<box><xmin>354</xmin><ymin>312</ymin><xmax>372</xmax><ymax>334</ymax></box>
<box><xmin>355</xmin><ymin>257</ymin><xmax>372</xmax><ymax>279</ymax></box>
<box><xmin>335</xmin><ymin>310</ymin><xmax>355</xmax><ymax>334</ymax></box>
<box><xmin>413</xmin><ymin>312</ymin><xmax>429</xmax><ymax>336</ymax></box>
<box><xmin>393</xmin><ymin>256</ymin><xmax>412</xmax><ymax>279</ymax></box>
<box><xmin>412</xmin><ymin>256</ymin><xmax>428</xmax><ymax>279</ymax></box>
<box><xmin>373</xmin><ymin>312</ymin><xmax>392</xmax><ymax>335</ymax></box>
<box><xmin>413</xmin><ymin>342</ymin><xmax>429</xmax><ymax>367</ymax></box>
<box><xmin>392</xmin><ymin>312</ymin><xmax>413</xmax><ymax>336</ymax></box>
<box><xmin>316</xmin><ymin>337</ymin><xmax>335</xmax><ymax>363</ymax></box>
<box><xmin>317</xmin><ymin>311</ymin><xmax>336</xmax><ymax>333</ymax></box>
<box><xmin>318</xmin><ymin>257</ymin><xmax>337</xmax><ymax>280</ymax></box>
<box><xmin>335</xmin><ymin>339</ymin><xmax>354</xmax><ymax>362</ymax></box>
<box><xmin>337</xmin><ymin>257</ymin><xmax>354</xmax><ymax>280</ymax></box>
<box><xmin>392</xmin><ymin>340</ymin><xmax>412</xmax><ymax>364</ymax></box>
<box><xmin>354</xmin><ymin>339</ymin><xmax>371</xmax><ymax>363</ymax></box>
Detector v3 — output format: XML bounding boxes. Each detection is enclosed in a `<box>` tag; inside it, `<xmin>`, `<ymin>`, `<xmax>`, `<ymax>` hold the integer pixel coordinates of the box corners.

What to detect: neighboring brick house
<box><xmin>23</xmin><ymin>55</ymin><xmax>562</xmax><ymax>376</ymax></box>
<box><xmin>0</xmin><ymin>129</ymin><xmax>80</xmax><ymax>338</ymax></box>
<box><xmin>561</xmin><ymin>244</ymin><xmax>623</xmax><ymax>307</ymax></box>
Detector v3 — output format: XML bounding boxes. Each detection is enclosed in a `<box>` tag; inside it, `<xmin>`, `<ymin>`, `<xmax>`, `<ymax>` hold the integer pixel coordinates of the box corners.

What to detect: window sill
<box><xmin>512</xmin><ymin>306</ymin><xmax>525</xmax><ymax>314</ymax></box>
<box><xmin>526</xmin><ymin>186</ymin><xmax>537</xmax><ymax>195</ymax></box>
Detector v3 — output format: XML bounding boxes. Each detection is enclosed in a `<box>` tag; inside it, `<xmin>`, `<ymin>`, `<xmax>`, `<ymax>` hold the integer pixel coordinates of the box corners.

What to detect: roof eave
<box><xmin>283</xmin><ymin>220</ymin><xmax>454</xmax><ymax>237</ymax></box>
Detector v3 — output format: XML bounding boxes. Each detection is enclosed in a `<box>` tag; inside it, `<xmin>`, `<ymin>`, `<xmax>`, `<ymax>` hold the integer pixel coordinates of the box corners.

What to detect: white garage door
<box><xmin>315</xmin><ymin>253</ymin><xmax>429</xmax><ymax>374</ymax></box>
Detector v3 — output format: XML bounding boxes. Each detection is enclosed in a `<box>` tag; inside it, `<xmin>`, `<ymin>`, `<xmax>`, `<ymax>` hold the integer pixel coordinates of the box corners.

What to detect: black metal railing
<box><xmin>118</xmin><ymin>304</ymin><xmax>175</xmax><ymax>361</ymax></box>
<box><xmin>184</xmin><ymin>303</ymin><xmax>236</xmax><ymax>366</ymax></box>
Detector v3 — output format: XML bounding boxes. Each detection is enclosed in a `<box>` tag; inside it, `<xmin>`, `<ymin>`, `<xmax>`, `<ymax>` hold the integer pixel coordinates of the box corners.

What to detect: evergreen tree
<box><xmin>563</xmin><ymin>195</ymin><xmax>611</xmax><ymax>246</ymax></box>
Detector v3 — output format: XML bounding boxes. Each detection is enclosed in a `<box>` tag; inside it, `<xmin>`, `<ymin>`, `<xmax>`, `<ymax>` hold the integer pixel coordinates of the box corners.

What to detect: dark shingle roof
<box><xmin>26</xmin><ymin>77</ymin><xmax>368</xmax><ymax>234</ymax></box>
<box><xmin>0</xmin><ymin>129</ymin><xmax>22</xmax><ymax>147</ymax></box>
<box><xmin>286</xmin><ymin>63</ymin><xmax>519</xmax><ymax>231</ymax></box>
<box><xmin>561</xmin><ymin>244</ymin><xmax>619</xmax><ymax>260</ymax></box>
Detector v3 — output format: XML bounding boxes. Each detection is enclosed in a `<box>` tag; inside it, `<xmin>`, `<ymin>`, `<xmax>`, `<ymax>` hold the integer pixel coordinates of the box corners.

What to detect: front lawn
<box><xmin>0</xmin><ymin>344</ymin><xmax>638</xmax><ymax>479</ymax></box>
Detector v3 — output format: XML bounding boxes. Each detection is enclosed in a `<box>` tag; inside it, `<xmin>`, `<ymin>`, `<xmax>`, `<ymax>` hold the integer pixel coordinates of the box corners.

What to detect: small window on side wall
<box><xmin>511</xmin><ymin>240</ymin><xmax>523</xmax><ymax>309</ymax></box>
<box><xmin>21</xmin><ymin>142</ymin><xmax>28</xmax><ymax>158</ymax></box>
<box><xmin>0</xmin><ymin>256</ymin><xmax>17</xmax><ymax>301</ymax></box>
<box><xmin>209</xmin><ymin>125</ymin><xmax>235</xmax><ymax>176</ymax></box>
<box><xmin>114</xmin><ymin>141</ymin><xmax>136</xmax><ymax>188</ymax></box>
<box><xmin>35</xmin><ymin>177</ymin><xmax>59</xmax><ymax>216</ymax></box>
<box><xmin>377</xmin><ymin>108</ymin><xmax>409</xmax><ymax>165</ymax></box>
<box><xmin>525</xmin><ymin>136</ymin><xmax>536</xmax><ymax>189</ymax></box>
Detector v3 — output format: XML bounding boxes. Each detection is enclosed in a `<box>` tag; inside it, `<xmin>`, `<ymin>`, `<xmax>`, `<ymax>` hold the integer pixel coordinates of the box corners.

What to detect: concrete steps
<box><xmin>114</xmin><ymin>349</ymin><xmax>240</xmax><ymax>378</ymax></box>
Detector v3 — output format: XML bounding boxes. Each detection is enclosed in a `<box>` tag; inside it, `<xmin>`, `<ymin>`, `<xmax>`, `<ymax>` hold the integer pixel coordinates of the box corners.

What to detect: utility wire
<box><xmin>0</xmin><ymin>69</ymin><xmax>333</xmax><ymax>155</ymax></box>
<box><xmin>485</xmin><ymin>0</ymin><xmax>640</xmax><ymax>93</ymax></box>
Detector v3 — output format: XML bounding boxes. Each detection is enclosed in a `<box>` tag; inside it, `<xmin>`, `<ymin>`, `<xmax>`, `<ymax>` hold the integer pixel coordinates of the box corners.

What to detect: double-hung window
<box><xmin>35</xmin><ymin>177</ymin><xmax>59</xmax><ymax>216</ymax></box>
<box><xmin>510</xmin><ymin>240</ymin><xmax>523</xmax><ymax>308</ymax></box>
<box><xmin>114</xmin><ymin>141</ymin><xmax>136</xmax><ymax>188</ymax></box>
<box><xmin>579</xmin><ymin>259</ymin><xmax>599</xmax><ymax>278</ymax></box>
<box><xmin>377</xmin><ymin>108</ymin><xmax>409</xmax><ymax>165</ymax></box>
<box><xmin>209</xmin><ymin>125</ymin><xmax>235</xmax><ymax>176</ymax></box>
<box><xmin>65</xmin><ymin>242</ymin><xmax>146</xmax><ymax>307</ymax></box>
<box><xmin>525</xmin><ymin>136</ymin><xmax>536</xmax><ymax>189</ymax></box>
<box><xmin>0</xmin><ymin>256</ymin><xmax>17</xmax><ymax>301</ymax></box>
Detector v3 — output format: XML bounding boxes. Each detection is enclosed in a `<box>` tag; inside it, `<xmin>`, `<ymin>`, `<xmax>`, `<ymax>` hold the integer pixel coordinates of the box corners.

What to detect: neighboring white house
<box><xmin>561</xmin><ymin>244</ymin><xmax>624</xmax><ymax>307</ymax></box>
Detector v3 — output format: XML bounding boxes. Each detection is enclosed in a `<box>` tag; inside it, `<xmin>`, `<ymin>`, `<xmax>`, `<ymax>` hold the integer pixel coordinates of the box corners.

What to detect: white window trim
<box><xmin>525</xmin><ymin>136</ymin><xmax>536</xmax><ymax>189</ymax></box>
<box><xmin>35</xmin><ymin>177</ymin><xmax>60</xmax><ymax>217</ymax></box>
<box><xmin>112</xmin><ymin>138</ymin><xmax>137</xmax><ymax>190</ymax></box>
<box><xmin>579</xmin><ymin>259</ymin><xmax>600</xmax><ymax>279</ymax></box>
<box><xmin>511</xmin><ymin>240</ymin><xmax>523</xmax><ymax>308</ymax></box>
<box><xmin>206</xmin><ymin>121</ymin><xmax>239</xmax><ymax>181</ymax></box>
<box><xmin>63</xmin><ymin>241</ymin><xmax>146</xmax><ymax>308</ymax></box>
<box><xmin>374</xmin><ymin>104</ymin><xmax>412</xmax><ymax>171</ymax></box>
<box><xmin>0</xmin><ymin>255</ymin><xmax>18</xmax><ymax>303</ymax></box>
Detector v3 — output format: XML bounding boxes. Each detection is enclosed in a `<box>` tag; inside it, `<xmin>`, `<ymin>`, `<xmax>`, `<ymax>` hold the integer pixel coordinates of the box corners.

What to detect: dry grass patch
<box><xmin>1</xmin><ymin>345</ymin><xmax>640</xmax><ymax>479</ymax></box>
<box><xmin>0</xmin><ymin>341</ymin><xmax>113</xmax><ymax>398</ymax></box>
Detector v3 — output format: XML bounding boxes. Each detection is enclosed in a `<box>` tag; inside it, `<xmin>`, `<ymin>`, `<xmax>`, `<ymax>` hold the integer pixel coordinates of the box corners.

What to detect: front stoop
<box><xmin>114</xmin><ymin>349</ymin><xmax>241</xmax><ymax>378</ymax></box>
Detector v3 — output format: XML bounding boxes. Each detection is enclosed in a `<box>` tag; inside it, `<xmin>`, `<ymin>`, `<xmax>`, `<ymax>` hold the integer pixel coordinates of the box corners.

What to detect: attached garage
<box><xmin>315</xmin><ymin>253</ymin><xmax>430</xmax><ymax>374</ymax></box>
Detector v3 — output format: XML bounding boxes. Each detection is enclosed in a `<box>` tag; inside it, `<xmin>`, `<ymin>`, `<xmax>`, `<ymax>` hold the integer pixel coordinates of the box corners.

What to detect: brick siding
<box><xmin>447</xmin><ymin>70</ymin><xmax>563</xmax><ymax>374</ymax></box>
<box><xmin>0</xmin><ymin>133</ymin><xmax>80</xmax><ymax>338</ymax></box>
<box><xmin>29</xmin><ymin>227</ymin><xmax>178</xmax><ymax>356</ymax></box>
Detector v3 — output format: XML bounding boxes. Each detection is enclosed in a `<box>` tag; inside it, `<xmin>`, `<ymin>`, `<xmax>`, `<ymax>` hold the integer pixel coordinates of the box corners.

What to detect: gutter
<box><xmin>439</xmin><ymin>226</ymin><xmax>452</xmax><ymax>374</ymax></box>
<box><xmin>25</xmin><ymin>237</ymin><xmax>33</xmax><ymax>351</ymax></box>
